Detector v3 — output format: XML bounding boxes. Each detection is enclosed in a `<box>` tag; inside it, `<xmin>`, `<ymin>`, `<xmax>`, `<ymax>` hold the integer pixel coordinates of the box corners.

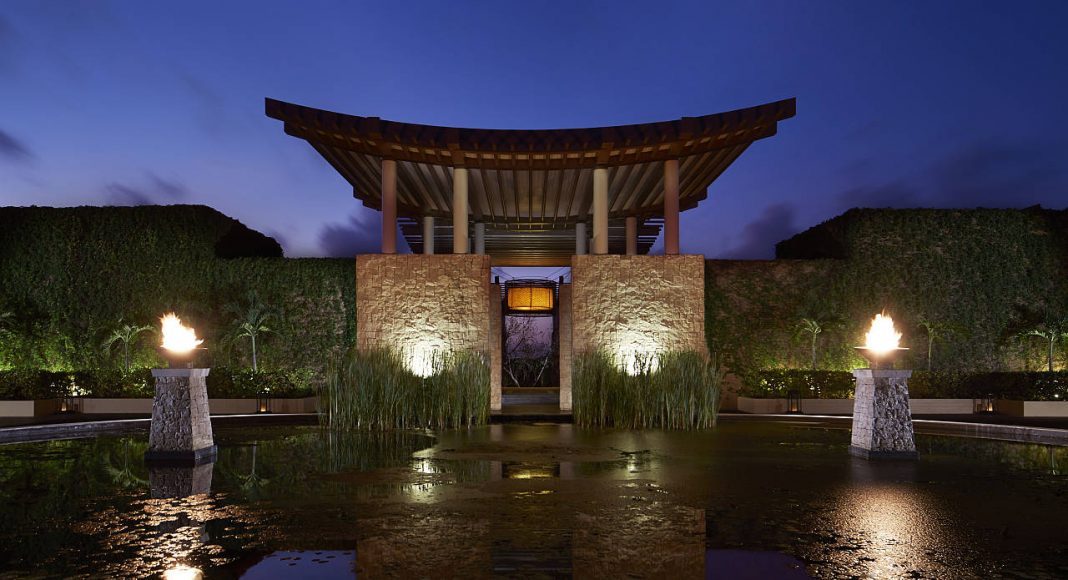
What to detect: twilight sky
<box><xmin>2</xmin><ymin>1</ymin><xmax>1067</xmax><ymax>261</ymax></box>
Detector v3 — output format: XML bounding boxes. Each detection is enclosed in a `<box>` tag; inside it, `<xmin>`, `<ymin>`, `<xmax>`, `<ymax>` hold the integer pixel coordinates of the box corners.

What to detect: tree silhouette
<box><xmin>101</xmin><ymin>318</ymin><xmax>154</xmax><ymax>373</ymax></box>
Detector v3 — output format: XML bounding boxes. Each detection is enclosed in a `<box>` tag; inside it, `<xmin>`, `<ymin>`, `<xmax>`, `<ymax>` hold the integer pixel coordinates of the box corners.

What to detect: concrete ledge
<box><xmin>0</xmin><ymin>413</ymin><xmax>318</xmax><ymax>444</ymax></box>
<box><xmin>999</xmin><ymin>400</ymin><xmax>1068</xmax><ymax>417</ymax></box>
<box><xmin>738</xmin><ymin>397</ymin><xmax>981</xmax><ymax>416</ymax></box>
<box><xmin>1</xmin><ymin>396</ymin><xmax>318</xmax><ymax>417</ymax></box>
<box><xmin>0</xmin><ymin>399</ymin><xmax>58</xmax><ymax>417</ymax></box>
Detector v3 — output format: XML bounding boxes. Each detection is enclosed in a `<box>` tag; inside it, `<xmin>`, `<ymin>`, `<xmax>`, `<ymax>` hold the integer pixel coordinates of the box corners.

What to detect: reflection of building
<box><xmin>266</xmin><ymin>98</ymin><xmax>794</xmax><ymax>409</ymax></box>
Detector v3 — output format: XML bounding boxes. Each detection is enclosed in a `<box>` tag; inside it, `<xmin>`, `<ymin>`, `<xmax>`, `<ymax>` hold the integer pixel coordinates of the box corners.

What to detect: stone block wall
<box><xmin>356</xmin><ymin>255</ymin><xmax>493</xmax><ymax>372</ymax></box>
<box><xmin>558</xmin><ymin>283</ymin><xmax>573</xmax><ymax>411</ymax></box>
<box><xmin>850</xmin><ymin>369</ymin><xmax>917</xmax><ymax>459</ymax></box>
<box><xmin>571</xmin><ymin>255</ymin><xmax>707</xmax><ymax>364</ymax></box>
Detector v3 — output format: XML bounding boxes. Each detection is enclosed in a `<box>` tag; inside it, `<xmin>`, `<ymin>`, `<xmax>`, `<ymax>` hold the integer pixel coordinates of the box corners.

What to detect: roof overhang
<box><xmin>265</xmin><ymin>97</ymin><xmax>795</xmax><ymax>265</ymax></box>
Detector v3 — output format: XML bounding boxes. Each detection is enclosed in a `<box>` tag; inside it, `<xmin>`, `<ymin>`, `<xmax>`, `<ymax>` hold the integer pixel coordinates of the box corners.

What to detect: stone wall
<box><xmin>356</xmin><ymin>255</ymin><xmax>493</xmax><ymax>373</ymax></box>
<box><xmin>558</xmin><ymin>284</ymin><xmax>573</xmax><ymax>411</ymax></box>
<box><xmin>571</xmin><ymin>255</ymin><xmax>707</xmax><ymax>365</ymax></box>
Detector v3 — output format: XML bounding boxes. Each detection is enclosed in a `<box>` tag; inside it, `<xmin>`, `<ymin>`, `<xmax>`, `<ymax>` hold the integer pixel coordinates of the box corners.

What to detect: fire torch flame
<box><xmin>863</xmin><ymin>313</ymin><xmax>902</xmax><ymax>354</ymax></box>
<box><xmin>160</xmin><ymin>313</ymin><xmax>203</xmax><ymax>353</ymax></box>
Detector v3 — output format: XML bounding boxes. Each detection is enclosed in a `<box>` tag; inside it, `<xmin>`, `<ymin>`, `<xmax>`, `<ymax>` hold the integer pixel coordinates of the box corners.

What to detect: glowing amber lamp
<box><xmin>507</xmin><ymin>286</ymin><xmax>554</xmax><ymax>312</ymax></box>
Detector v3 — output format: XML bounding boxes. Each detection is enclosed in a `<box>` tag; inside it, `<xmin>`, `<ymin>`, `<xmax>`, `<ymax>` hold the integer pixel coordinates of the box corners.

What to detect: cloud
<box><xmin>720</xmin><ymin>202</ymin><xmax>799</xmax><ymax>259</ymax></box>
<box><xmin>836</xmin><ymin>139</ymin><xmax>1068</xmax><ymax>212</ymax></box>
<box><xmin>318</xmin><ymin>212</ymin><xmax>382</xmax><ymax>257</ymax></box>
<box><xmin>0</xmin><ymin>128</ymin><xmax>33</xmax><ymax>162</ymax></box>
<box><xmin>103</xmin><ymin>173</ymin><xmax>188</xmax><ymax>206</ymax></box>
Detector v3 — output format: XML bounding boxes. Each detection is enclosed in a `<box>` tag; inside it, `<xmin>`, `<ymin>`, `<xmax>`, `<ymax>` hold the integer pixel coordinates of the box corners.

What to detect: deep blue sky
<box><xmin>2</xmin><ymin>1</ymin><xmax>1067</xmax><ymax>260</ymax></box>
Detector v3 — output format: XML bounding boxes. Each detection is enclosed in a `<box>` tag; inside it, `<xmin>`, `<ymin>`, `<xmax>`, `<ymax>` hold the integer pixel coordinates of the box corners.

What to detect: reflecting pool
<box><xmin>0</xmin><ymin>421</ymin><xmax>1066</xmax><ymax>578</ymax></box>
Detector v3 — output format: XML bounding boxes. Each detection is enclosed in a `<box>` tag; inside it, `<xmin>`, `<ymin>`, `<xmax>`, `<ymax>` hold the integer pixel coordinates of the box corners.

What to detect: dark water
<box><xmin>0</xmin><ymin>421</ymin><xmax>1066</xmax><ymax>579</ymax></box>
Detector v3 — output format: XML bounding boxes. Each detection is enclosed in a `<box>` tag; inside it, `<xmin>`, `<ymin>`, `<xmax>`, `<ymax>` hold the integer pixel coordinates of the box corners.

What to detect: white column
<box><xmin>422</xmin><ymin>215</ymin><xmax>435</xmax><ymax>255</ymax></box>
<box><xmin>625</xmin><ymin>216</ymin><xmax>638</xmax><ymax>256</ymax></box>
<box><xmin>453</xmin><ymin>167</ymin><xmax>469</xmax><ymax>254</ymax></box>
<box><xmin>664</xmin><ymin>158</ymin><xmax>680</xmax><ymax>255</ymax></box>
<box><xmin>474</xmin><ymin>222</ymin><xmax>486</xmax><ymax>255</ymax></box>
<box><xmin>592</xmin><ymin>167</ymin><xmax>608</xmax><ymax>254</ymax></box>
<box><xmin>575</xmin><ymin>222</ymin><xmax>588</xmax><ymax>255</ymax></box>
<box><xmin>381</xmin><ymin>159</ymin><xmax>397</xmax><ymax>254</ymax></box>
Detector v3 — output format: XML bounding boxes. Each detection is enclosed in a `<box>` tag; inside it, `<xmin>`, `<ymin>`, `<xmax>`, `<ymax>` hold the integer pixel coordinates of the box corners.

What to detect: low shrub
<box><xmin>742</xmin><ymin>369</ymin><xmax>1068</xmax><ymax>401</ymax></box>
<box><xmin>573</xmin><ymin>350</ymin><xmax>721</xmax><ymax>429</ymax></box>
<box><xmin>741</xmin><ymin>370</ymin><xmax>855</xmax><ymax>399</ymax></box>
<box><xmin>321</xmin><ymin>348</ymin><xmax>490</xmax><ymax>430</ymax></box>
<box><xmin>0</xmin><ymin>367</ymin><xmax>315</xmax><ymax>399</ymax></box>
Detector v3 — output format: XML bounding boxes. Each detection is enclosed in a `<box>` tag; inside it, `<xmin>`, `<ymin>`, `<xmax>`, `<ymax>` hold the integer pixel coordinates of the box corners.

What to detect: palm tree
<box><xmin>102</xmin><ymin>319</ymin><xmax>154</xmax><ymax>373</ymax></box>
<box><xmin>225</xmin><ymin>291</ymin><xmax>279</xmax><ymax>372</ymax></box>
<box><xmin>1021</xmin><ymin>315</ymin><xmax>1068</xmax><ymax>372</ymax></box>
<box><xmin>795</xmin><ymin>315</ymin><xmax>840</xmax><ymax>370</ymax></box>
<box><xmin>917</xmin><ymin>317</ymin><xmax>958</xmax><ymax>371</ymax></box>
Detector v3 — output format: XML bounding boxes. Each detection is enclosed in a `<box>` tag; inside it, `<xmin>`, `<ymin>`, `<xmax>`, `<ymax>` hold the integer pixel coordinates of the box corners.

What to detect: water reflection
<box><xmin>0</xmin><ymin>424</ymin><xmax>1064</xmax><ymax>577</ymax></box>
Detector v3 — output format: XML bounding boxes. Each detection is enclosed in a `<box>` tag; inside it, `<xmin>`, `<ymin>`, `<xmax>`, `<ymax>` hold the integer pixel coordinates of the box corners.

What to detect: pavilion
<box><xmin>266</xmin><ymin>97</ymin><xmax>795</xmax><ymax>411</ymax></box>
<box><xmin>266</xmin><ymin>97</ymin><xmax>794</xmax><ymax>265</ymax></box>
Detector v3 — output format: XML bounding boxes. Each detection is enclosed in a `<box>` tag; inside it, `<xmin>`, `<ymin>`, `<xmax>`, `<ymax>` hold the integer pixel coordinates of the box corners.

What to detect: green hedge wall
<box><xmin>708</xmin><ymin>208</ymin><xmax>1068</xmax><ymax>379</ymax></box>
<box><xmin>0</xmin><ymin>206</ymin><xmax>354</xmax><ymax>384</ymax></box>
<box><xmin>740</xmin><ymin>369</ymin><xmax>1068</xmax><ymax>401</ymax></box>
<box><xmin>0</xmin><ymin>368</ymin><xmax>315</xmax><ymax>400</ymax></box>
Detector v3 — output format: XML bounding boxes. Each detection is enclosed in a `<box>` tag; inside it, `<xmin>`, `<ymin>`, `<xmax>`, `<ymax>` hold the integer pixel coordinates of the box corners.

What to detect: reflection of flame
<box><xmin>160</xmin><ymin>313</ymin><xmax>203</xmax><ymax>353</ymax></box>
<box><xmin>863</xmin><ymin>313</ymin><xmax>901</xmax><ymax>354</ymax></box>
<box><xmin>162</xmin><ymin>565</ymin><xmax>203</xmax><ymax>580</ymax></box>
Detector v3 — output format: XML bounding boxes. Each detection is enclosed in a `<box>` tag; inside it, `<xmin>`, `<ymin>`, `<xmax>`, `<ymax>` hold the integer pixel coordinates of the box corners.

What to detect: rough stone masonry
<box><xmin>850</xmin><ymin>369</ymin><xmax>918</xmax><ymax>460</ymax></box>
<box><xmin>146</xmin><ymin>368</ymin><xmax>216</xmax><ymax>463</ymax></box>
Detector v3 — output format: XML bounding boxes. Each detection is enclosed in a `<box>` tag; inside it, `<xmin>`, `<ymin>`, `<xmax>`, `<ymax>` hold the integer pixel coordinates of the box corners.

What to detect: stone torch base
<box><xmin>849</xmin><ymin>369</ymin><xmax>918</xmax><ymax>460</ymax></box>
<box><xmin>145</xmin><ymin>368</ymin><xmax>216</xmax><ymax>465</ymax></box>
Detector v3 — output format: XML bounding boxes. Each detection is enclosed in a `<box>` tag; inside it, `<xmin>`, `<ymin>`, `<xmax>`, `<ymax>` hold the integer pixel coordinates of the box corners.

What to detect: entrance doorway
<box><xmin>500</xmin><ymin>277</ymin><xmax>560</xmax><ymax>411</ymax></box>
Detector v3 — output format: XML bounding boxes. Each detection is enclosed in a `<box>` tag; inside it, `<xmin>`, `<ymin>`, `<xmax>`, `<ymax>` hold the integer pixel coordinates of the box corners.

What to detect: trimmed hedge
<box><xmin>0</xmin><ymin>368</ymin><xmax>315</xmax><ymax>400</ymax></box>
<box><xmin>709</xmin><ymin>208</ymin><xmax>1068</xmax><ymax>376</ymax></box>
<box><xmin>0</xmin><ymin>206</ymin><xmax>354</xmax><ymax>381</ymax></box>
<box><xmin>742</xmin><ymin>370</ymin><xmax>855</xmax><ymax>399</ymax></box>
<box><xmin>741</xmin><ymin>369</ymin><xmax>1068</xmax><ymax>401</ymax></box>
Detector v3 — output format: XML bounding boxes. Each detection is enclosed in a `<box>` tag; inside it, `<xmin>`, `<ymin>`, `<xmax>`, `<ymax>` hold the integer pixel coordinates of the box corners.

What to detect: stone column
<box><xmin>624</xmin><ymin>216</ymin><xmax>638</xmax><ymax>256</ymax></box>
<box><xmin>149</xmin><ymin>463</ymin><xmax>214</xmax><ymax>498</ymax></box>
<box><xmin>850</xmin><ymin>369</ymin><xmax>918</xmax><ymax>460</ymax></box>
<box><xmin>558</xmin><ymin>283</ymin><xmax>573</xmax><ymax>412</ymax></box>
<box><xmin>664</xmin><ymin>159</ymin><xmax>680</xmax><ymax>255</ymax></box>
<box><xmin>381</xmin><ymin>159</ymin><xmax>397</xmax><ymax>254</ymax></box>
<box><xmin>474</xmin><ymin>222</ymin><xmax>486</xmax><ymax>255</ymax></box>
<box><xmin>592</xmin><ymin>167</ymin><xmax>608</xmax><ymax>254</ymax></box>
<box><xmin>575</xmin><ymin>222</ymin><xmax>588</xmax><ymax>255</ymax></box>
<box><xmin>146</xmin><ymin>368</ymin><xmax>216</xmax><ymax>464</ymax></box>
<box><xmin>453</xmin><ymin>167</ymin><xmax>469</xmax><ymax>254</ymax></box>
<box><xmin>490</xmin><ymin>281</ymin><xmax>502</xmax><ymax>412</ymax></box>
<box><xmin>422</xmin><ymin>215</ymin><xmax>435</xmax><ymax>255</ymax></box>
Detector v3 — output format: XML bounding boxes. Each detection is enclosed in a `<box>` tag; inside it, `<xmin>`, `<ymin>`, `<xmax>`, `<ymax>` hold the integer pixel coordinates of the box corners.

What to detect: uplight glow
<box><xmin>160</xmin><ymin>313</ymin><xmax>203</xmax><ymax>353</ymax></box>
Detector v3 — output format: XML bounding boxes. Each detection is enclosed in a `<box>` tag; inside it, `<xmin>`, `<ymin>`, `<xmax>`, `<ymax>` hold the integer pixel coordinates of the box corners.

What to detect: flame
<box><xmin>160</xmin><ymin>313</ymin><xmax>203</xmax><ymax>352</ymax></box>
<box><xmin>863</xmin><ymin>313</ymin><xmax>901</xmax><ymax>354</ymax></box>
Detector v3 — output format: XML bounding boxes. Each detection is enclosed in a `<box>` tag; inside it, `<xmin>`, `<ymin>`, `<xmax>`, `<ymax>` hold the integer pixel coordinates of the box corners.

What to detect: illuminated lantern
<box><xmin>505</xmin><ymin>280</ymin><xmax>555</xmax><ymax>314</ymax></box>
<box><xmin>787</xmin><ymin>390</ymin><xmax>802</xmax><ymax>414</ymax></box>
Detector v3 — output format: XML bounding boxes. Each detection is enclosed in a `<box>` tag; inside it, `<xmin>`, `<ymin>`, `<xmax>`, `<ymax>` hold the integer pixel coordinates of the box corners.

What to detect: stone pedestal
<box><xmin>145</xmin><ymin>368</ymin><xmax>216</xmax><ymax>464</ymax></box>
<box><xmin>849</xmin><ymin>369</ymin><xmax>918</xmax><ymax>460</ymax></box>
<box><xmin>149</xmin><ymin>463</ymin><xmax>215</xmax><ymax>498</ymax></box>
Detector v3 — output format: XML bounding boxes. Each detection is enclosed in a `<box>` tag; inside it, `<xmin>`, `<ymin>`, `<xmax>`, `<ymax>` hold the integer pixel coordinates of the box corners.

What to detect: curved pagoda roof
<box><xmin>266</xmin><ymin>97</ymin><xmax>794</xmax><ymax>265</ymax></box>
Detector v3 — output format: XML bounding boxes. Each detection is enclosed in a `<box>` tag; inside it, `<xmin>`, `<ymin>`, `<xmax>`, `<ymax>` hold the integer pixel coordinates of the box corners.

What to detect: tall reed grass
<box><xmin>573</xmin><ymin>350</ymin><xmax>722</xmax><ymax>429</ymax></box>
<box><xmin>320</xmin><ymin>348</ymin><xmax>489</xmax><ymax>430</ymax></box>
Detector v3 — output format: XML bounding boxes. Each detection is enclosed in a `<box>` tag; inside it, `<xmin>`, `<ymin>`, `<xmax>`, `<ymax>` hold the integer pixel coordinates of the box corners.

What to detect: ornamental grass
<box><xmin>573</xmin><ymin>350</ymin><xmax>722</xmax><ymax>429</ymax></box>
<box><xmin>321</xmin><ymin>347</ymin><xmax>489</xmax><ymax>431</ymax></box>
